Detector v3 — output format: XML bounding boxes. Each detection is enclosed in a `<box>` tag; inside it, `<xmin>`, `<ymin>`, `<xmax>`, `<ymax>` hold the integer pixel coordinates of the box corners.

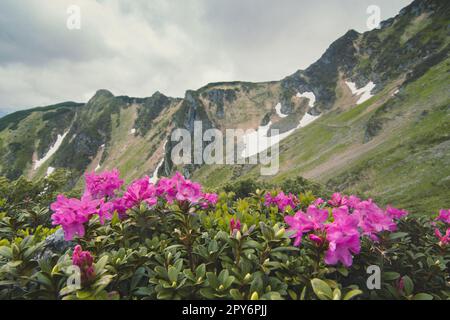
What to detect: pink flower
<box><xmin>72</xmin><ymin>245</ymin><xmax>96</xmax><ymax>284</ymax></box>
<box><xmin>156</xmin><ymin>172</ymin><xmax>204</xmax><ymax>205</ymax></box>
<box><xmin>123</xmin><ymin>177</ymin><xmax>158</xmax><ymax>207</ymax></box>
<box><xmin>309</xmin><ymin>234</ymin><xmax>325</xmax><ymax>246</ymax></box>
<box><xmin>230</xmin><ymin>218</ymin><xmax>241</xmax><ymax>233</ymax></box>
<box><xmin>111</xmin><ymin>197</ymin><xmax>131</xmax><ymax>218</ymax></box>
<box><xmin>312</xmin><ymin>198</ymin><xmax>325</xmax><ymax>206</ymax></box>
<box><xmin>72</xmin><ymin>245</ymin><xmax>94</xmax><ymax>267</ymax></box>
<box><xmin>347</xmin><ymin>195</ymin><xmax>361</xmax><ymax>209</ymax></box>
<box><xmin>436</xmin><ymin>209</ymin><xmax>450</xmax><ymax>224</ymax></box>
<box><xmin>284</xmin><ymin>205</ymin><xmax>328</xmax><ymax>246</ymax></box>
<box><xmin>85</xmin><ymin>169</ymin><xmax>123</xmax><ymax>199</ymax></box>
<box><xmin>156</xmin><ymin>177</ymin><xmax>178</xmax><ymax>202</ymax></box>
<box><xmin>386</xmin><ymin>206</ymin><xmax>408</xmax><ymax>220</ymax></box>
<box><xmin>265</xmin><ymin>192</ymin><xmax>297</xmax><ymax>212</ymax></box>
<box><xmin>324</xmin><ymin>207</ymin><xmax>361</xmax><ymax>267</ymax></box>
<box><xmin>203</xmin><ymin>193</ymin><xmax>218</xmax><ymax>205</ymax></box>
<box><xmin>200</xmin><ymin>193</ymin><xmax>219</xmax><ymax>208</ymax></box>
<box><xmin>434</xmin><ymin>228</ymin><xmax>450</xmax><ymax>246</ymax></box>
<box><xmin>328</xmin><ymin>193</ymin><xmax>348</xmax><ymax>207</ymax></box>
<box><xmin>176</xmin><ymin>180</ymin><xmax>202</xmax><ymax>203</ymax></box>
<box><xmin>97</xmin><ymin>201</ymin><xmax>114</xmax><ymax>224</ymax></box>
<box><xmin>51</xmin><ymin>193</ymin><xmax>101</xmax><ymax>240</ymax></box>
<box><xmin>354</xmin><ymin>200</ymin><xmax>396</xmax><ymax>241</ymax></box>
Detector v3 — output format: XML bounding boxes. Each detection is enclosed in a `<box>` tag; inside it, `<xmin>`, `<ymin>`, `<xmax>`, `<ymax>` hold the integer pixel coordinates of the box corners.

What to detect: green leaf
<box><xmin>311</xmin><ymin>278</ymin><xmax>332</xmax><ymax>300</ymax></box>
<box><xmin>402</xmin><ymin>276</ymin><xmax>414</xmax><ymax>296</ymax></box>
<box><xmin>343</xmin><ymin>289</ymin><xmax>363</xmax><ymax>300</ymax></box>
<box><xmin>94</xmin><ymin>275</ymin><xmax>114</xmax><ymax>295</ymax></box>
<box><xmin>337</xmin><ymin>267</ymin><xmax>348</xmax><ymax>277</ymax></box>
<box><xmin>199</xmin><ymin>288</ymin><xmax>215</xmax><ymax>299</ymax></box>
<box><xmin>262</xmin><ymin>292</ymin><xmax>283</xmax><ymax>300</ymax></box>
<box><xmin>0</xmin><ymin>246</ymin><xmax>12</xmax><ymax>259</ymax></box>
<box><xmin>156</xmin><ymin>290</ymin><xmax>174</xmax><ymax>300</ymax></box>
<box><xmin>206</xmin><ymin>272</ymin><xmax>218</xmax><ymax>289</ymax></box>
<box><xmin>195</xmin><ymin>264</ymin><xmax>206</xmax><ymax>278</ymax></box>
<box><xmin>223</xmin><ymin>276</ymin><xmax>235</xmax><ymax>289</ymax></box>
<box><xmin>383</xmin><ymin>272</ymin><xmax>400</xmax><ymax>281</ymax></box>
<box><xmin>300</xmin><ymin>286</ymin><xmax>307</xmax><ymax>300</ymax></box>
<box><xmin>412</xmin><ymin>293</ymin><xmax>433</xmax><ymax>300</ymax></box>
<box><xmin>7</xmin><ymin>260</ymin><xmax>23</xmax><ymax>267</ymax></box>
<box><xmin>111</xmin><ymin>211</ymin><xmax>120</xmax><ymax>226</ymax></box>
<box><xmin>218</xmin><ymin>269</ymin><xmax>229</xmax><ymax>284</ymax></box>
<box><xmin>168</xmin><ymin>266</ymin><xmax>178</xmax><ymax>283</ymax></box>
<box><xmin>174</xmin><ymin>259</ymin><xmax>183</xmax><ymax>273</ymax></box>
<box><xmin>164</xmin><ymin>244</ymin><xmax>184</xmax><ymax>251</ymax></box>
<box><xmin>250</xmin><ymin>275</ymin><xmax>263</xmax><ymax>294</ymax></box>
<box><xmin>388</xmin><ymin>232</ymin><xmax>409</xmax><ymax>240</ymax></box>
<box><xmin>76</xmin><ymin>290</ymin><xmax>93</xmax><ymax>300</ymax></box>
<box><xmin>230</xmin><ymin>289</ymin><xmax>243</xmax><ymax>300</ymax></box>
<box><xmin>94</xmin><ymin>255</ymin><xmax>109</xmax><ymax>274</ymax></box>
<box><xmin>332</xmin><ymin>288</ymin><xmax>342</xmax><ymax>300</ymax></box>
<box><xmin>288</xmin><ymin>289</ymin><xmax>297</xmax><ymax>300</ymax></box>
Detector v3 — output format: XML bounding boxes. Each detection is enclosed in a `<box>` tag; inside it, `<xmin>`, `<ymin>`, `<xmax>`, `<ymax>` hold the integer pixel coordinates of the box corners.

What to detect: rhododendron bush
<box><xmin>0</xmin><ymin>170</ymin><xmax>449</xmax><ymax>300</ymax></box>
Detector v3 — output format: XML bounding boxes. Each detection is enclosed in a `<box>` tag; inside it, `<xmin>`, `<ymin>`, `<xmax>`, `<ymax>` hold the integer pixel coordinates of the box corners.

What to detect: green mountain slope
<box><xmin>198</xmin><ymin>58</ymin><xmax>449</xmax><ymax>215</ymax></box>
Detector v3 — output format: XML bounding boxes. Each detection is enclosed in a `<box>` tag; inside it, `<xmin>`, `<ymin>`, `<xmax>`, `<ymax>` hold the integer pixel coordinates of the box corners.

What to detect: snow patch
<box><xmin>150</xmin><ymin>141</ymin><xmax>168</xmax><ymax>184</ymax></box>
<box><xmin>275</xmin><ymin>103</ymin><xmax>288</xmax><ymax>118</ymax></box>
<box><xmin>34</xmin><ymin>131</ymin><xmax>69</xmax><ymax>170</ymax></box>
<box><xmin>299</xmin><ymin>112</ymin><xmax>320</xmax><ymax>127</ymax></box>
<box><xmin>296</xmin><ymin>92</ymin><xmax>316</xmax><ymax>108</ymax></box>
<box><xmin>241</xmin><ymin>92</ymin><xmax>320</xmax><ymax>158</ymax></box>
<box><xmin>95</xmin><ymin>164</ymin><xmax>101</xmax><ymax>172</ymax></box>
<box><xmin>345</xmin><ymin>81</ymin><xmax>375</xmax><ymax>104</ymax></box>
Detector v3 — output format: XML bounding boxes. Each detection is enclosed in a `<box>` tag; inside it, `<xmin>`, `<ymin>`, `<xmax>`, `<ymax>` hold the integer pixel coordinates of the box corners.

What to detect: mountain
<box><xmin>0</xmin><ymin>0</ymin><xmax>448</xmax><ymax>214</ymax></box>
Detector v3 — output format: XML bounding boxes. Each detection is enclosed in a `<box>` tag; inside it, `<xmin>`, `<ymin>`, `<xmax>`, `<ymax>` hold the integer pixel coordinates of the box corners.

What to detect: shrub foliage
<box><xmin>0</xmin><ymin>170</ymin><xmax>448</xmax><ymax>300</ymax></box>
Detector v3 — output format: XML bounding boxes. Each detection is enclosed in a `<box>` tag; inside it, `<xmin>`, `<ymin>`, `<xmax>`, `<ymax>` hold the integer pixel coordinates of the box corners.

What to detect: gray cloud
<box><xmin>0</xmin><ymin>0</ymin><xmax>412</xmax><ymax>112</ymax></box>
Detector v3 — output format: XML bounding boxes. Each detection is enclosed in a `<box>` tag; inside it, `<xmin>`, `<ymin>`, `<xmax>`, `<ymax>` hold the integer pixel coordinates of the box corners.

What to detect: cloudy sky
<box><xmin>0</xmin><ymin>0</ymin><xmax>412</xmax><ymax>113</ymax></box>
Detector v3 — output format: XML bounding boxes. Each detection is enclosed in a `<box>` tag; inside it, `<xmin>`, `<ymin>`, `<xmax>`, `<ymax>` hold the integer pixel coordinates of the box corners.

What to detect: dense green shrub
<box><xmin>0</xmin><ymin>171</ymin><xmax>448</xmax><ymax>300</ymax></box>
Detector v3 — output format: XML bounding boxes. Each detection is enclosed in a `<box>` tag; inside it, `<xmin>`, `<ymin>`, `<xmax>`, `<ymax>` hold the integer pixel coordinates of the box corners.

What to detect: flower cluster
<box><xmin>434</xmin><ymin>209</ymin><xmax>450</xmax><ymax>246</ymax></box>
<box><xmin>50</xmin><ymin>193</ymin><xmax>103</xmax><ymax>240</ymax></box>
<box><xmin>72</xmin><ymin>245</ymin><xmax>95</xmax><ymax>285</ymax></box>
<box><xmin>284</xmin><ymin>193</ymin><xmax>409</xmax><ymax>267</ymax></box>
<box><xmin>157</xmin><ymin>172</ymin><xmax>203</xmax><ymax>204</ymax></box>
<box><xmin>264</xmin><ymin>191</ymin><xmax>297</xmax><ymax>212</ymax></box>
<box><xmin>85</xmin><ymin>169</ymin><xmax>124</xmax><ymax>199</ymax></box>
<box><xmin>284</xmin><ymin>205</ymin><xmax>328</xmax><ymax>246</ymax></box>
<box><xmin>51</xmin><ymin>170</ymin><xmax>218</xmax><ymax>241</ymax></box>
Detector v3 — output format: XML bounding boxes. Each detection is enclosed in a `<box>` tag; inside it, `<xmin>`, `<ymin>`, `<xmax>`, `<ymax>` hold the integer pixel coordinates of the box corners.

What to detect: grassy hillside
<box><xmin>0</xmin><ymin>102</ymin><xmax>82</xmax><ymax>180</ymax></box>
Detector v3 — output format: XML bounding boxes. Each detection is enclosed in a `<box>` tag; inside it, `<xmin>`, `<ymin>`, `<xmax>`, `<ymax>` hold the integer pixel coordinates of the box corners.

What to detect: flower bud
<box><xmin>275</xmin><ymin>228</ymin><xmax>285</xmax><ymax>239</ymax></box>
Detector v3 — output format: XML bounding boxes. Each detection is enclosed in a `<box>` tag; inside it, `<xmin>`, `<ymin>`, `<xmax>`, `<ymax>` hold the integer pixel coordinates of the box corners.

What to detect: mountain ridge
<box><xmin>0</xmin><ymin>0</ymin><xmax>448</xmax><ymax>214</ymax></box>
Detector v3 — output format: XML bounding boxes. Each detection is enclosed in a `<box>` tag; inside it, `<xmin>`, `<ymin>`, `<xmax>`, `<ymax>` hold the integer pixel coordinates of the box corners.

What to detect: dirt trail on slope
<box><xmin>302</xmin><ymin>136</ymin><xmax>385</xmax><ymax>180</ymax></box>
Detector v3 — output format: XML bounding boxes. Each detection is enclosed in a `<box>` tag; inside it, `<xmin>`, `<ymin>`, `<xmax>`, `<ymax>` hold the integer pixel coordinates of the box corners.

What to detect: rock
<box><xmin>39</xmin><ymin>228</ymin><xmax>72</xmax><ymax>260</ymax></box>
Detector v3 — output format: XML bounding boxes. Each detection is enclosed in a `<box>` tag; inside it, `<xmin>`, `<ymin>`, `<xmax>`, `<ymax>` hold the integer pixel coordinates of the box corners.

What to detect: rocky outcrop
<box><xmin>201</xmin><ymin>88</ymin><xmax>238</xmax><ymax>119</ymax></box>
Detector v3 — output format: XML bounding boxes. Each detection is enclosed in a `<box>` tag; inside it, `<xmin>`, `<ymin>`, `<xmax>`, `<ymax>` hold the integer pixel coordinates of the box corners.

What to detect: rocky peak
<box><xmin>91</xmin><ymin>89</ymin><xmax>114</xmax><ymax>100</ymax></box>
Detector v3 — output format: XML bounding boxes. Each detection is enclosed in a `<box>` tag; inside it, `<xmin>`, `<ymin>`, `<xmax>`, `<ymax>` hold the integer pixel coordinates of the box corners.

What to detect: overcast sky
<box><xmin>0</xmin><ymin>0</ymin><xmax>412</xmax><ymax>113</ymax></box>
